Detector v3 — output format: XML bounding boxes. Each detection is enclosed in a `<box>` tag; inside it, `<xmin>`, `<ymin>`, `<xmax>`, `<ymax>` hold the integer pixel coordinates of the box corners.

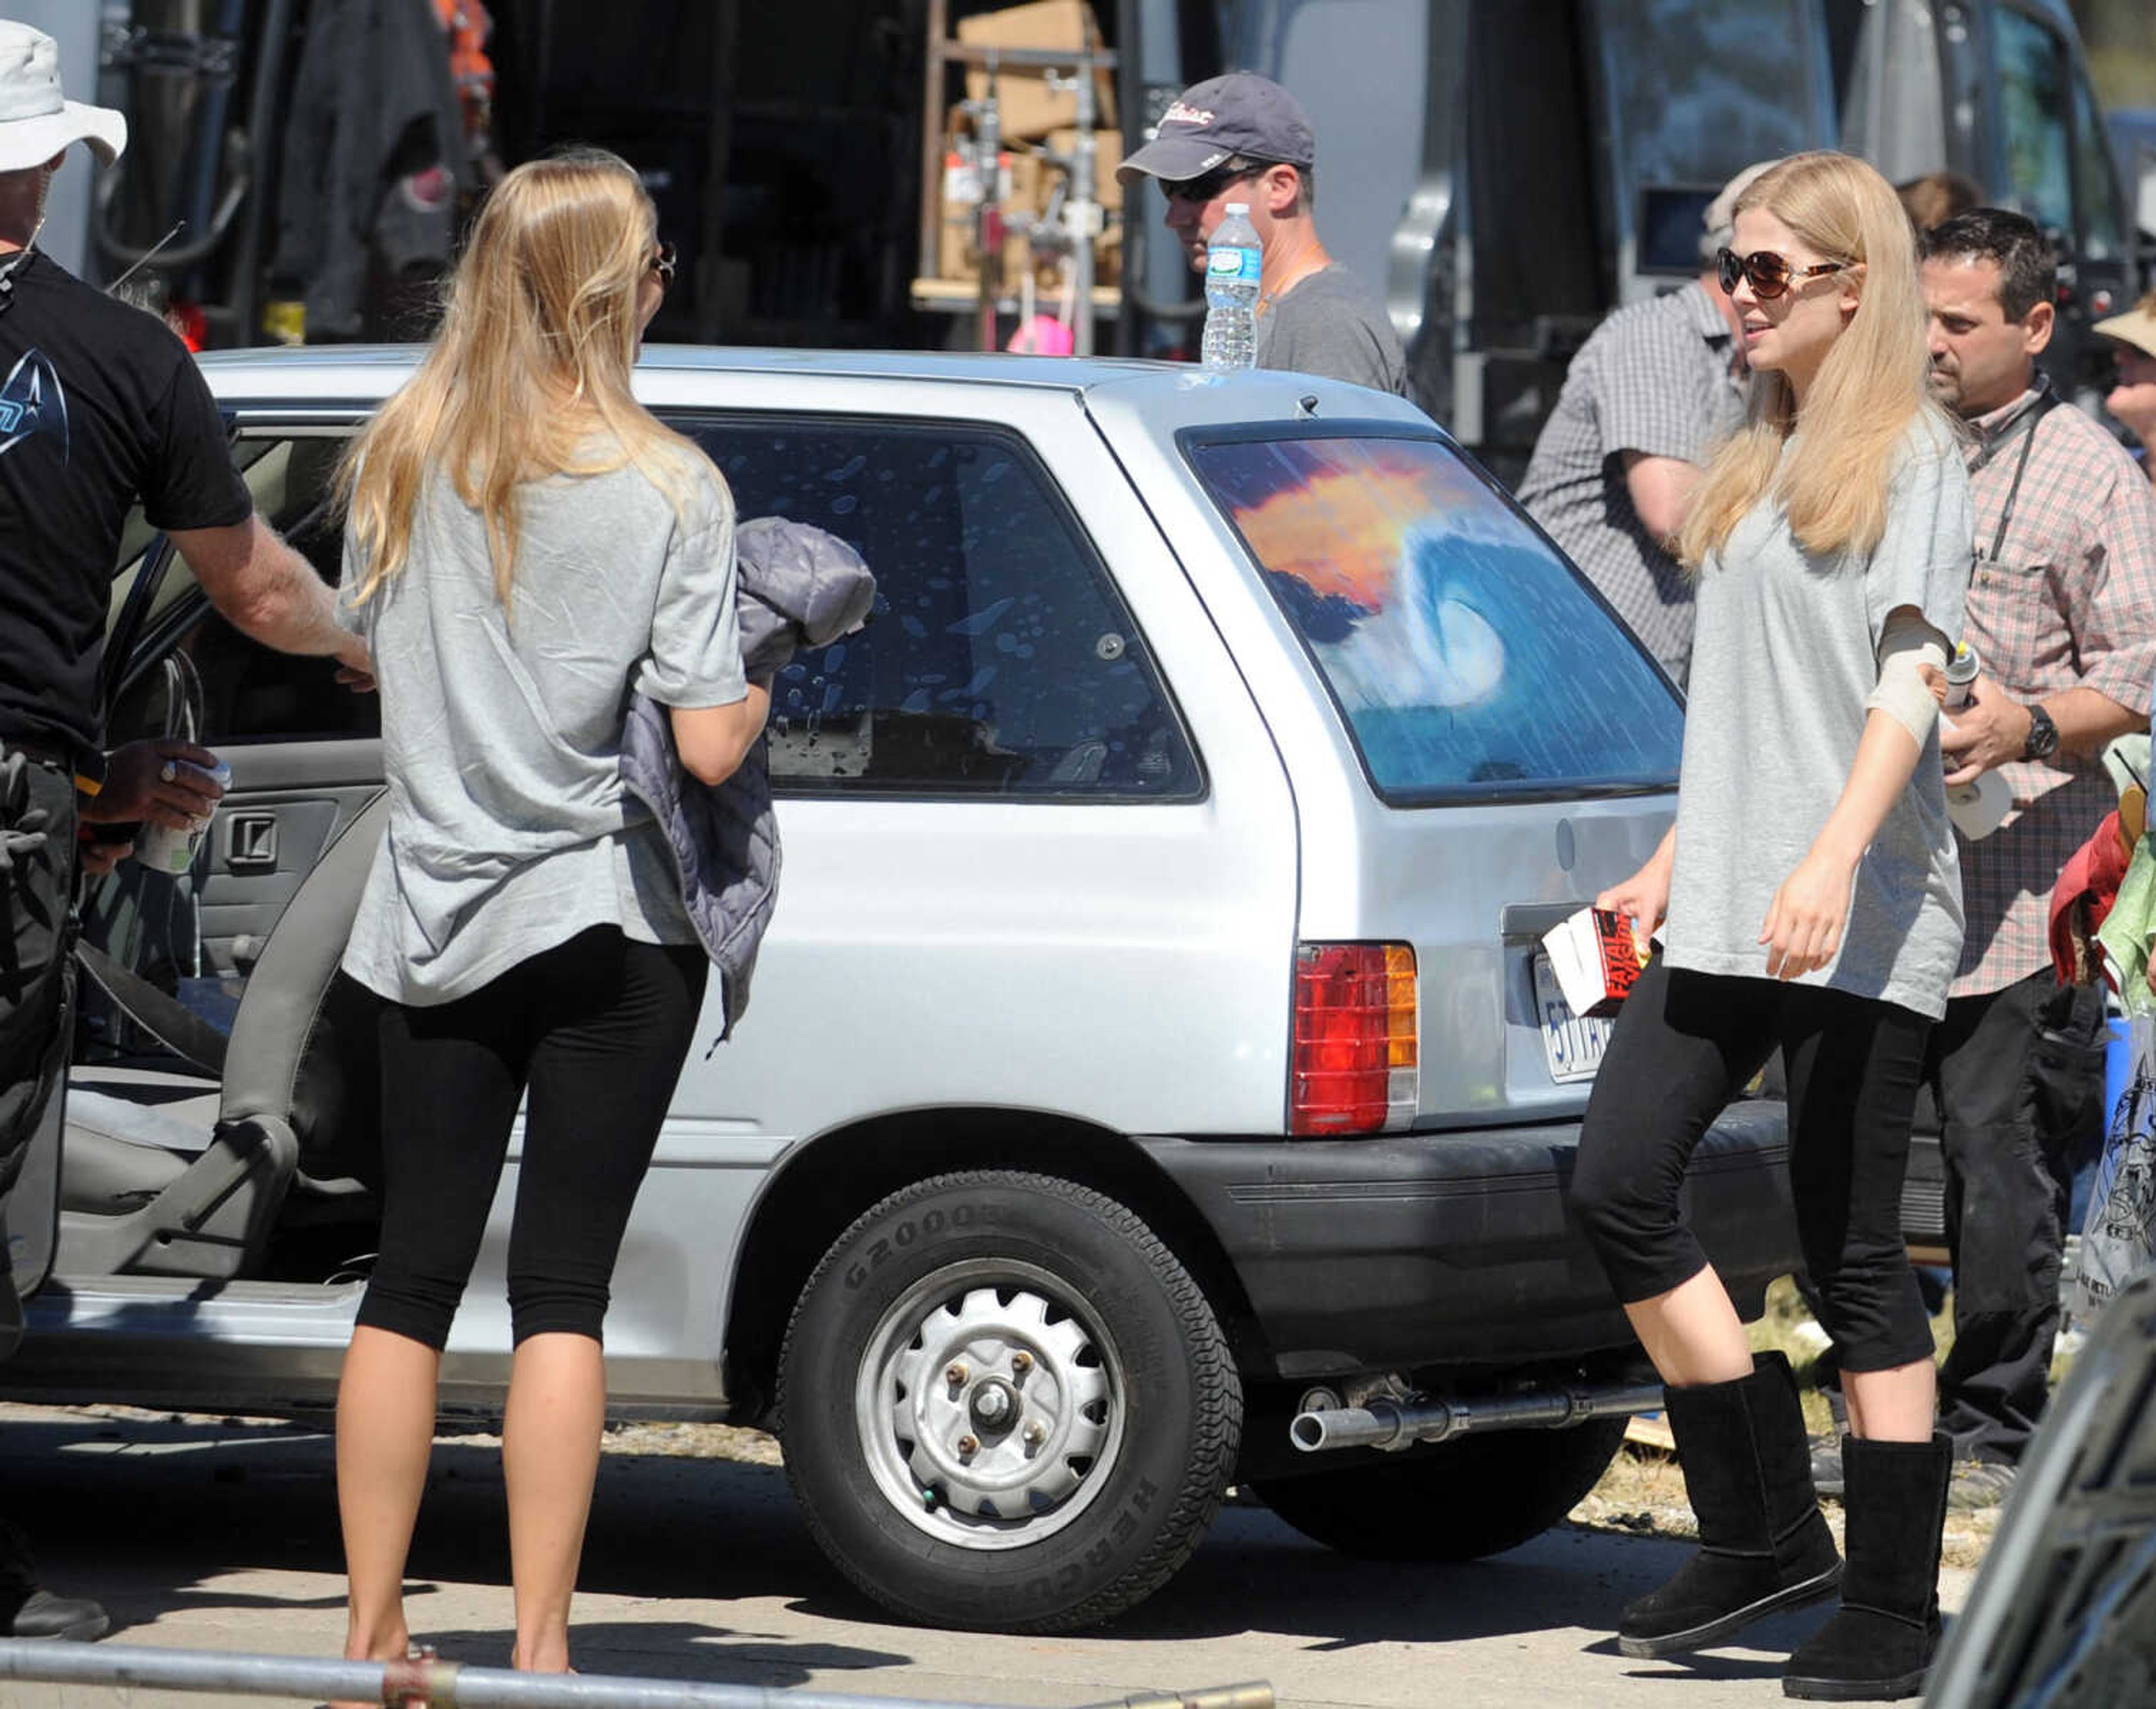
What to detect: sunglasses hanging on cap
<box><xmin>1716</xmin><ymin>246</ymin><xmax>1847</xmax><ymax>300</ymax></box>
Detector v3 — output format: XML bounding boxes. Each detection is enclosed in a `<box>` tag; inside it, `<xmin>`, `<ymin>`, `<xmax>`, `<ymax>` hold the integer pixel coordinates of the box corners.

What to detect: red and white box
<box><xmin>1540</xmin><ymin>907</ymin><xmax>1647</xmax><ymax>1020</ymax></box>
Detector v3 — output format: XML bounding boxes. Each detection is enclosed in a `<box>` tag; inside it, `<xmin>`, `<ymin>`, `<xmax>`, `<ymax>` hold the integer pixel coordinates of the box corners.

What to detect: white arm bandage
<box><xmin>1863</xmin><ymin>607</ymin><xmax>1953</xmax><ymax>748</ymax></box>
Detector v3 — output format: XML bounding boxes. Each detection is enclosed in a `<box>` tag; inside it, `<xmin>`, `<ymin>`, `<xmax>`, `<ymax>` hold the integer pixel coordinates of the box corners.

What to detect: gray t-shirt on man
<box><xmin>1518</xmin><ymin>282</ymin><xmax>1747</xmax><ymax>687</ymax></box>
<box><xmin>1255</xmin><ymin>264</ymin><xmax>1408</xmax><ymax>397</ymax></box>
<box><xmin>339</xmin><ymin>449</ymin><xmax>747</xmax><ymax>1006</ymax></box>
<box><xmin>1663</xmin><ymin>413</ymin><xmax>1973</xmax><ymax>1021</ymax></box>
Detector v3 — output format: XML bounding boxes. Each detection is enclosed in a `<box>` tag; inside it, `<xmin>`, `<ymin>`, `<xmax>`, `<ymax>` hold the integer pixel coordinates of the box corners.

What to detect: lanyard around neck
<box><xmin>1976</xmin><ymin>390</ymin><xmax>2061</xmax><ymax>566</ymax></box>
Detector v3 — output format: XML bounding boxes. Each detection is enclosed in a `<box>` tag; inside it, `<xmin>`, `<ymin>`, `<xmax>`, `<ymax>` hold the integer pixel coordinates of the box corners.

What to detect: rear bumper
<box><xmin>1138</xmin><ymin>1099</ymin><xmax>1796</xmax><ymax>1379</ymax></box>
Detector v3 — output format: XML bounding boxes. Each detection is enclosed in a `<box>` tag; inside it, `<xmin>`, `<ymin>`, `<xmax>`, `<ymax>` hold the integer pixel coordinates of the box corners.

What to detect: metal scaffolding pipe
<box><xmin>1290</xmin><ymin>1381</ymin><xmax>1666</xmax><ymax>1453</ymax></box>
<box><xmin>0</xmin><ymin>1641</ymin><xmax>1273</xmax><ymax>1709</ymax></box>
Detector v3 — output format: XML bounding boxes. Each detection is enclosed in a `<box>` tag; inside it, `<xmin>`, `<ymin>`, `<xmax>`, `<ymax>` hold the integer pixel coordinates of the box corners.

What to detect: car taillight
<box><xmin>1291</xmin><ymin>942</ymin><xmax>1418</xmax><ymax>1136</ymax></box>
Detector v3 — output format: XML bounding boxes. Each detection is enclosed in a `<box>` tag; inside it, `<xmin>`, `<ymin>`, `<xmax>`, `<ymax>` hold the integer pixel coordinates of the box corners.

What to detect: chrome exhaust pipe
<box><xmin>1290</xmin><ymin>1381</ymin><xmax>1666</xmax><ymax>1453</ymax></box>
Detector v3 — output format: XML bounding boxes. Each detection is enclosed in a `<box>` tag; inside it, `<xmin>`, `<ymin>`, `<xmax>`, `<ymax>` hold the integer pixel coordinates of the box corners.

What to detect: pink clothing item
<box><xmin>1007</xmin><ymin>314</ymin><xmax>1075</xmax><ymax>356</ymax></box>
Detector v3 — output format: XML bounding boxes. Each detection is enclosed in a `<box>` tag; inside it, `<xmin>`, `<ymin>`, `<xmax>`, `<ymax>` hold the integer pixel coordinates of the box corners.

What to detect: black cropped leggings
<box><xmin>1570</xmin><ymin>956</ymin><xmax>1935</xmax><ymax>1374</ymax></box>
<box><xmin>358</xmin><ymin>926</ymin><xmax>707</xmax><ymax>1351</ymax></box>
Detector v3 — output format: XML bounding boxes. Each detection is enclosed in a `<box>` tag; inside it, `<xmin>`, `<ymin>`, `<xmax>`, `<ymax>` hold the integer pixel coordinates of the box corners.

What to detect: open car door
<box><xmin>1</xmin><ymin>499</ymin><xmax>188</xmax><ymax>1312</ymax></box>
<box><xmin>31</xmin><ymin>423</ymin><xmax>381</xmax><ymax>1289</ymax></box>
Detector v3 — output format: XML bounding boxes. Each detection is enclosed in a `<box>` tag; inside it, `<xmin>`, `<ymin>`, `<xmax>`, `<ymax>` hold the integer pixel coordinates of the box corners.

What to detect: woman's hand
<box><xmin>1758</xmin><ymin>845</ymin><xmax>1858</xmax><ymax>980</ymax></box>
<box><xmin>1597</xmin><ymin>853</ymin><xmax>1672</xmax><ymax>949</ymax></box>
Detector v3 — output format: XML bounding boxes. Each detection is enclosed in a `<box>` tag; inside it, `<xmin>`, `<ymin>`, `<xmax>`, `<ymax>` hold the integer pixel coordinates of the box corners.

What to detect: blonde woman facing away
<box><xmin>328</xmin><ymin>151</ymin><xmax>765</xmax><ymax>1695</ymax></box>
<box><xmin>1568</xmin><ymin>152</ymin><xmax>1972</xmax><ymax>1702</ymax></box>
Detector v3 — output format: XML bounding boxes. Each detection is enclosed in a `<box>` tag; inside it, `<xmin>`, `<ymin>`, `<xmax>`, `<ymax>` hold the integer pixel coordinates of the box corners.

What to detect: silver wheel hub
<box><xmin>856</xmin><ymin>1262</ymin><xmax>1125</xmax><ymax>1549</ymax></box>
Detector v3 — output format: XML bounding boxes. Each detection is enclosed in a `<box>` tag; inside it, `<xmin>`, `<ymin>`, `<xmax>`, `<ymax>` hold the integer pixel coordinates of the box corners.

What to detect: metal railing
<box><xmin>0</xmin><ymin>1640</ymin><xmax>1272</xmax><ymax>1709</ymax></box>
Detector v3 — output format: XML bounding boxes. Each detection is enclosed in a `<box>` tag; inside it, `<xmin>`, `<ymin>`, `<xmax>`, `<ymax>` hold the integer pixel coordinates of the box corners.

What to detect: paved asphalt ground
<box><xmin>0</xmin><ymin>1405</ymin><xmax>1974</xmax><ymax>1709</ymax></box>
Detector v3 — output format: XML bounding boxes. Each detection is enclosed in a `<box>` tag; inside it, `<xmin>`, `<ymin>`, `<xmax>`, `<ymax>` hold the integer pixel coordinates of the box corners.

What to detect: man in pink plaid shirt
<box><xmin>1915</xmin><ymin>209</ymin><xmax>2156</xmax><ymax>1506</ymax></box>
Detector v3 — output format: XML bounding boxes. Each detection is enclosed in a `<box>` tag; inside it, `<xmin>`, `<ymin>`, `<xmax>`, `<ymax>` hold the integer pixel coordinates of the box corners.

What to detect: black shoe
<box><xmin>1947</xmin><ymin>1459</ymin><xmax>2016</xmax><ymax>1511</ymax></box>
<box><xmin>1809</xmin><ymin>1435</ymin><xmax>1844</xmax><ymax>1500</ymax></box>
<box><xmin>0</xmin><ymin>1586</ymin><xmax>109</xmax><ymax>1642</ymax></box>
<box><xmin>1783</xmin><ymin>1432</ymin><xmax>1951</xmax><ymax>1701</ymax></box>
<box><xmin>1618</xmin><ymin>1352</ymin><xmax>1843</xmax><ymax>1660</ymax></box>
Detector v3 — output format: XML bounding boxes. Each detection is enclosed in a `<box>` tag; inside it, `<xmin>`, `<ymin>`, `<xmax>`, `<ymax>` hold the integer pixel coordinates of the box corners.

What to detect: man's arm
<box><xmin>1619</xmin><ymin>451</ymin><xmax>1703</xmax><ymax>542</ymax></box>
<box><xmin>166</xmin><ymin>514</ymin><xmax>372</xmax><ymax>680</ymax></box>
<box><xmin>1940</xmin><ymin>679</ymin><xmax>2143</xmax><ymax>782</ymax></box>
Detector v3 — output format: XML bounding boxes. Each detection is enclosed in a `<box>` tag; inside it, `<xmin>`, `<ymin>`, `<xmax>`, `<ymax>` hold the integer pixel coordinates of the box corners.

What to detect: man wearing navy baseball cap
<box><xmin>1119</xmin><ymin>72</ymin><xmax>1406</xmax><ymax>396</ymax></box>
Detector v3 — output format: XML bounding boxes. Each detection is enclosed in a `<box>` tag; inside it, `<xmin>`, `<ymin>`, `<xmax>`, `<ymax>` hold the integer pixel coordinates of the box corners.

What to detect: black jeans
<box><xmin>358</xmin><ymin>926</ymin><xmax>708</xmax><ymax>1351</ymax></box>
<box><xmin>1929</xmin><ymin>969</ymin><xmax>2107</xmax><ymax>1466</ymax></box>
<box><xmin>0</xmin><ymin>755</ymin><xmax>77</xmax><ymax>1235</ymax></box>
<box><xmin>1573</xmin><ymin>957</ymin><xmax>1936</xmax><ymax>1374</ymax></box>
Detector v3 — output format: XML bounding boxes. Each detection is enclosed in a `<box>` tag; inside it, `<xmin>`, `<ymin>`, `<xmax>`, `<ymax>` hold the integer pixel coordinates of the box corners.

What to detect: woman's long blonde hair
<box><xmin>1677</xmin><ymin>150</ymin><xmax>1943</xmax><ymax>569</ymax></box>
<box><xmin>340</xmin><ymin>148</ymin><xmax>699</xmax><ymax>607</ymax></box>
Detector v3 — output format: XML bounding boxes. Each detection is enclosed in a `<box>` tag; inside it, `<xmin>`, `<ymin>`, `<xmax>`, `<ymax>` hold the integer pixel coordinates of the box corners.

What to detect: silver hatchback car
<box><xmin>6</xmin><ymin>348</ymin><xmax>1801</xmax><ymax>1632</ymax></box>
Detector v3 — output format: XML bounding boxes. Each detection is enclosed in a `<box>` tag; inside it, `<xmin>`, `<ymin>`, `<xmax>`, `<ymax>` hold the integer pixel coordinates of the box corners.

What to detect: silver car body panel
<box><xmin>13</xmin><ymin>348</ymin><xmax>1698</xmax><ymax>1416</ymax></box>
<box><xmin>27</xmin><ymin>350</ymin><xmax>1315</xmax><ymax>1410</ymax></box>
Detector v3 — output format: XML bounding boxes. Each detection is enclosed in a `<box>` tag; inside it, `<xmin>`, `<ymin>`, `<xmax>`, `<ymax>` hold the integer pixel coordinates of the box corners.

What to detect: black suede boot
<box><xmin>1619</xmin><ymin>1352</ymin><xmax>1843</xmax><ymax>1659</ymax></box>
<box><xmin>0</xmin><ymin>1521</ymin><xmax>108</xmax><ymax>1642</ymax></box>
<box><xmin>1783</xmin><ymin>1432</ymin><xmax>1951</xmax><ymax>1701</ymax></box>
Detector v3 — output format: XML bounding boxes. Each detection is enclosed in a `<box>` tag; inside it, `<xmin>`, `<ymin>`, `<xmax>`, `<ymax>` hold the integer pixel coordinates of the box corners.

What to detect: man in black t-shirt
<box><xmin>0</xmin><ymin>21</ymin><xmax>372</xmax><ymax>1641</ymax></box>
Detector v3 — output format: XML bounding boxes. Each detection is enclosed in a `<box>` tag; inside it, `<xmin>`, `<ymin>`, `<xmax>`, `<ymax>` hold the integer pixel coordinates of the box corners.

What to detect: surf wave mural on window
<box><xmin>1187</xmin><ymin>435</ymin><xmax>1683</xmax><ymax>803</ymax></box>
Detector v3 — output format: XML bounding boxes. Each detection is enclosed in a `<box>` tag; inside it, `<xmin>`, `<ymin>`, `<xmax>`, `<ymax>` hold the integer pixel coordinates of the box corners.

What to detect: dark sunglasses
<box><xmin>1716</xmin><ymin>246</ymin><xmax>1847</xmax><ymax>300</ymax></box>
<box><xmin>1164</xmin><ymin>163</ymin><xmax>1260</xmax><ymax>205</ymax></box>
<box><xmin>648</xmin><ymin>241</ymin><xmax>678</xmax><ymax>286</ymax></box>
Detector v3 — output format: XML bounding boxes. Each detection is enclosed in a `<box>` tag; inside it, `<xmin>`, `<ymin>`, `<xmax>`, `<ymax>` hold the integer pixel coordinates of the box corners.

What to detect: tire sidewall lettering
<box><xmin>783</xmin><ymin>1174</ymin><xmax>1238</xmax><ymax>1629</ymax></box>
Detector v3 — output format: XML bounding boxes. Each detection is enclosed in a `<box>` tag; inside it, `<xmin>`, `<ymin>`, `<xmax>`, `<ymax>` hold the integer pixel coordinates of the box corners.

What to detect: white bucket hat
<box><xmin>0</xmin><ymin>20</ymin><xmax>126</xmax><ymax>175</ymax></box>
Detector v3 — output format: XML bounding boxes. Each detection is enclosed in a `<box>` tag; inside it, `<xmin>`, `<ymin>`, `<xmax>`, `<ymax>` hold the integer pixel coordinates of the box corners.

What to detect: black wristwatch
<box><xmin>2021</xmin><ymin>702</ymin><xmax>2061</xmax><ymax>762</ymax></box>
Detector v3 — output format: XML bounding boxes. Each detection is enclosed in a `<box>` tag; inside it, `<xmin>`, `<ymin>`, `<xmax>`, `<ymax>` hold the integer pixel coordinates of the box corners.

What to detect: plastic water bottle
<box><xmin>1201</xmin><ymin>203</ymin><xmax>1262</xmax><ymax>372</ymax></box>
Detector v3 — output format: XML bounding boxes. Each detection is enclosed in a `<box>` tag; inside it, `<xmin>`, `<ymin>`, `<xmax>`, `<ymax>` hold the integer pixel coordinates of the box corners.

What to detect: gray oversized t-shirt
<box><xmin>338</xmin><ymin>447</ymin><xmax>747</xmax><ymax>1006</ymax></box>
<box><xmin>1255</xmin><ymin>264</ymin><xmax>1409</xmax><ymax>397</ymax></box>
<box><xmin>1663</xmin><ymin>413</ymin><xmax>1973</xmax><ymax>1020</ymax></box>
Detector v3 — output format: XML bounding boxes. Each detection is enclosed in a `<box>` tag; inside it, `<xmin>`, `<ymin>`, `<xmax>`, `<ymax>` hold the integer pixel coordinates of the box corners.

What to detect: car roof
<box><xmin>195</xmin><ymin>344</ymin><xmax>1433</xmax><ymax>437</ymax></box>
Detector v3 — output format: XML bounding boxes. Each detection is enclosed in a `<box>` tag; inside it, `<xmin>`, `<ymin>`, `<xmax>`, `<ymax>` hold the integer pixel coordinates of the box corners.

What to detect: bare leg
<box><xmin>1623</xmin><ymin>1265</ymin><xmax>1755</xmax><ymax>1388</ymax></box>
<box><xmin>335</xmin><ymin>1326</ymin><xmax>441</xmax><ymax>1707</ymax></box>
<box><xmin>502</xmin><ymin>1332</ymin><xmax>607</xmax><ymax>1674</ymax></box>
<box><xmin>1842</xmin><ymin>1357</ymin><xmax>1936</xmax><ymax>1443</ymax></box>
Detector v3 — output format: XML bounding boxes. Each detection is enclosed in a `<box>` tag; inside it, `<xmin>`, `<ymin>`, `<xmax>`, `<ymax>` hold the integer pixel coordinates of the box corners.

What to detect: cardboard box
<box><xmin>954</xmin><ymin>0</ymin><xmax>1096</xmax><ymax>52</ymax></box>
<box><xmin>1045</xmin><ymin>127</ymin><xmax>1123</xmax><ymax>211</ymax></box>
<box><xmin>963</xmin><ymin>68</ymin><xmax>1117</xmax><ymax>141</ymax></box>
<box><xmin>937</xmin><ymin>145</ymin><xmax>1048</xmax><ymax>287</ymax></box>
<box><xmin>939</xmin><ymin>211</ymin><xmax>1041</xmax><ymax>294</ymax></box>
<box><xmin>958</xmin><ymin>0</ymin><xmax>1116</xmax><ymax>140</ymax></box>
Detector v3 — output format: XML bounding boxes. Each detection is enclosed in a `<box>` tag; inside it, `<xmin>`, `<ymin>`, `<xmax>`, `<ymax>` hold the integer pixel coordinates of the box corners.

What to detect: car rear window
<box><xmin>1185</xmin><ymin>432</ymin><xmax>1683</xmax><ymax>805</ymax></box>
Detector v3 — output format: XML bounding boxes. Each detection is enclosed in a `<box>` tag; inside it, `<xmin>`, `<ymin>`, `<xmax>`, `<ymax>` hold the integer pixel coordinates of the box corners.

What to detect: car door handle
<box><xmin>225</xmin><ymin>812</ymin><xmax>280</xmax><ymax>871</ymax></box>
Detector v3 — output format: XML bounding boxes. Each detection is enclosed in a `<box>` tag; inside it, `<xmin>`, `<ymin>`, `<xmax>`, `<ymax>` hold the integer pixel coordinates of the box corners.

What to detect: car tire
<box><xmin>777</xmin><ymin>1169</ymin><xmax>1241</xmax><ymax>1632</ymax></box>
<box><xmin>1250</xmin><ymin>1416</ymin><xmax>1627</xmax><ymax>1561</ymax></box>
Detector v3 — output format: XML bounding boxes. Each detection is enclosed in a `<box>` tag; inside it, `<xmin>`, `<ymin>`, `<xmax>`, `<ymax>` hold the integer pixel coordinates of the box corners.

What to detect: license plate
<box><xmin>1533</xmin><ymin>953</ymin><xmax>1613</xmax><ymax>1084</ymax></box>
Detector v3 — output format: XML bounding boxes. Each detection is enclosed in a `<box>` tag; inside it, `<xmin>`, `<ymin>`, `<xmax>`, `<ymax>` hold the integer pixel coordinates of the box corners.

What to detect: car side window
<box><xmin>107</xmin><ymin>433</ymin><xmax>377</xmax><ymax>746</ymax></box>
<box><xmin>675</xmin><ymin>416</ymin><xmax>1198</xmax><ymax>799</ymax></box>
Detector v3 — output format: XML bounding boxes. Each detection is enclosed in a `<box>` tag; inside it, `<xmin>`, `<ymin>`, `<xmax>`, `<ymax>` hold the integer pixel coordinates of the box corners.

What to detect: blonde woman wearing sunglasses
<box><xmin>328</xmin><ymin>149</ymin><xmax>764</xmax><ymax>1700</ymax></box>
<box><xmin>1570</xmin><ymin>152</ymin><xmax>1972</xmax><ymax>1702</ymax></box>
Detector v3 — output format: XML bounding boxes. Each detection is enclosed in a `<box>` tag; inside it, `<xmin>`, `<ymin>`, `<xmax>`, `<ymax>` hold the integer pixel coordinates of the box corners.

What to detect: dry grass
<box><xmin>1570</xmin><ymin>1275</ymin><xmax>2022</xmax><ymax>1571</ymax></box>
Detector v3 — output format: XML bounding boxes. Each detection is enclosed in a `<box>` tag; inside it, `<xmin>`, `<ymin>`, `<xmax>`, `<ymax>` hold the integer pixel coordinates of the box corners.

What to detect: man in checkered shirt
<box><xmin>1919</xmin><ymin>208</ymin><xmax>2156</xmax><ymax>1504</ymax></box>
<box><xmin>1516</xmin><ymin>165</ymin><xmax>1762</xmax><ymax>687</ymax></box>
